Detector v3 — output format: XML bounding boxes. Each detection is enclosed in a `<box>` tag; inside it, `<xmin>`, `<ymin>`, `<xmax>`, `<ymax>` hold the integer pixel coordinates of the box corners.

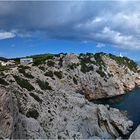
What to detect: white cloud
<box><xmin>93</xmin><ymin>17</ymin><xmax>102</xmax><ymax>22</ymax></box>
<box><xmin>0</xmin><ymin>31</ymin><xmax>15</xmax><ymax>40</ymax></box>
<box><xmin>96</xmin><ymin>43</ymin><xmax>105</xmax><ymax>48</ymax></box>
<box><xmin>0</xmin><ymin>1</ymin><xmax>140</xmax><ymax>50</ymax></box>
<box><xmin>94</xmin><ymin>27</ymin><xmax>140</xmax><ymax>50</ymax></box>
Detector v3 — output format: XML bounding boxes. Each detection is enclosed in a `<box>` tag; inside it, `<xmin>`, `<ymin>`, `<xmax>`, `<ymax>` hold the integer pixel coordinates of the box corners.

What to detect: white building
<box><xmin>0</xmin><ymin>60</ymin><xmax>15</xmax><ymax>66</ymax></box>
<box><xmin>119</xmin><ymin>53</ymin><xmax>123</xmax><ymax>57</ymax></box>
<box><xmin>0</xmin><ymin>61</ymin><xmax>7</xmax><ymax>66</ymax></box>
<box><xmin>20</xmin><ymin>58</ymin><xmax>33</xmax><ymax>65</ymax></box>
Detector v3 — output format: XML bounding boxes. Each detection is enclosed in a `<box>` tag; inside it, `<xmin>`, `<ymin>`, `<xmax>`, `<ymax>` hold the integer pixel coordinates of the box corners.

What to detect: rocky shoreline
<box><xmin>0</xmin><ymin>86</ymin><xmax>134</xmax><ymax>139</ymax></box>
<box><xmin>129</xmin><ymin>125</ymin><xmax>140</xmax><ymax>139</ymax></box>
<box><xmin>0</xmin><ymin>53</ymin><xmax>140</xmax><ymax>139</ymax></box>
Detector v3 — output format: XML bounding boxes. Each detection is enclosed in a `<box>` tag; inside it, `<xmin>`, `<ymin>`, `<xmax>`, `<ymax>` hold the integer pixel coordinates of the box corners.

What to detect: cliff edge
<box><xmin>0</xmin><ymin>52</ymin><xmax>139</xmax><ymax>139</ymax></box>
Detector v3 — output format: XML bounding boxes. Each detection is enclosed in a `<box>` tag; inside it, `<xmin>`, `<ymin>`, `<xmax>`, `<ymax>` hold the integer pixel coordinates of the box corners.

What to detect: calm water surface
<box><xmin>94</xmin><ymin>87</ymin><xmax>140</xmax><ymax>137</ymax></box>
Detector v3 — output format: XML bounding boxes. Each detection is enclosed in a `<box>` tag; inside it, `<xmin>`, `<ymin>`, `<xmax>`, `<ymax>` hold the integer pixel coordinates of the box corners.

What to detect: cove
<box><xmin>94</xmin><ymin>87</ymin><xmax>140</xmax><ymax>138</ymax></box>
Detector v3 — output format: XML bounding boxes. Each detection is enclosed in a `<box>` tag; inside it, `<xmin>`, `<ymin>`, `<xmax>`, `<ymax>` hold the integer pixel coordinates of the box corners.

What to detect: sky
<box><xmin>0</xmin><ymin>1</ymin><xmax>140</xmax><ymax>61</ymax></box>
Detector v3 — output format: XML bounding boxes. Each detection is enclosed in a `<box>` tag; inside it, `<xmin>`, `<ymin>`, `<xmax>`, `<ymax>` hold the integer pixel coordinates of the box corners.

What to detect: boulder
<box><xmin>129</xmin><ymin>125</ymin><xmax>140</xmax><ymax>139</ymax></box>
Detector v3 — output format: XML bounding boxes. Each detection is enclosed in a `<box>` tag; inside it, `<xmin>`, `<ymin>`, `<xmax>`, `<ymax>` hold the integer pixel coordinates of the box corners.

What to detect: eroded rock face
<box><xmin>63</xmin><ymin>53</ymin><xmax>79</xmax><ymax>67</ymax></box>
<box><xmin>0</xmin><ymin>87</ymin><xmax>18</xmax><ymax>138</ymax></box>
<box><xmin>5</xmin><ymin>53</ymin><xmax>140</xmax><ymax>101</ymax></box>
<box><xmin>97</xmin><ymin>105</ymin><xmax>133</xmax><ymax>137</ymax></box>
<box><xmin>0</xmin><ymin>53</ymin><xmax>139</xmax><ymax>139</ymax></box>
<box><xmin>0</xmin><ymin>87</ymin><xmax>46</xmax><ymax>139</ymax></box>
<box><xmin>129</xmin><ymin>125</ymin><xmax>140</xmax><ymax>139</ymax></box>
<box><xmin>0</xmin><ymin>86</ymin><xmax>133</xmax><ymax>139</ymax></box>
<box><xmin>14</xmin><ymin>114</ymin><xmax>46</xmax><ymax>139</ymax></box>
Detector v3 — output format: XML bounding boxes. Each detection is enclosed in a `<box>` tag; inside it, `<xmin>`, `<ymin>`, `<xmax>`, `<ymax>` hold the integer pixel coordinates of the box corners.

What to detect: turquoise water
<box><xmin>94</xmin><ymin>87</ymin><xmax>140</xmax><ymax>137</ymax></box>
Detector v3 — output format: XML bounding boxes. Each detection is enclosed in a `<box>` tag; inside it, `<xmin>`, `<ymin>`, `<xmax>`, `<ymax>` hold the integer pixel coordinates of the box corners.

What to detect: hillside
<box><xmin>0</xmin><ymin>56</ymin><xmax>8</xmax><ymax>62</ymax></box>
<box><xmin>12</xmin><ymin>52</ymin><xmax>140</xmax><ymax>100</ymax></box>
<box><xmin>0</xmin><ymin>52</ymin><xmax>139</xmax><ymax>139</ymax></box>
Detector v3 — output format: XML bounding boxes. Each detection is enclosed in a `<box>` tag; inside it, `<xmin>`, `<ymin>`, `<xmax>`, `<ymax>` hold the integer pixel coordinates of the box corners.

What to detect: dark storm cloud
<box><xmin>0</xmin><ymin>1</ymin><xmax>140</xmax><ymax>50</ymax></box>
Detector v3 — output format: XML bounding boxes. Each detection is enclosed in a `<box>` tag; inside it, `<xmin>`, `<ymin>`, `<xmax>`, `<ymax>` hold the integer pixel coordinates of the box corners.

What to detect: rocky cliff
<box><xmin>129</xmin><ymin>125</ymin><xmax>140</xmax><ymax>139</ymax></box>
<box><xmin>0</xmin><ymin>52</ymin><xmax>139</xmax><ymax>139</ymax></box>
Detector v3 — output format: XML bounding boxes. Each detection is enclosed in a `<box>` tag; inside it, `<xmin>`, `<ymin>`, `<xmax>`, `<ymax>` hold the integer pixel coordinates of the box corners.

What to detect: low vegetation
<box><xmin>58</xmin><ymin>53</ymin><xmax>67</xmax><ymax>67</ymax></box>
<box><xmin>18</xmin><ymin>65</ymin><xmax>30</xmax><ymax>69</ymax></box>
<box><xmin>39</xmin><ymin>66</ymin><xmax>46</xmax><ymax>71</ymax></box>
<box><xmin>12</xmin><ymin>57</ymin><xmax>20</xmax><ymax>64</ymax></box>
<box><xmin>0</xmin><ymin>78</ymin><xmax>9</xmax><ymax>86</ymax></box>
<box><xmin>29</xmin><ymin>92</ymin><xmax>42</xmax><ymax>103</ymax></box>
<box><xmin>58</xmin><ymin>57</ymin><xmax>63</xmax><ymax>67</ymax></box>
<box><xmin>94</xmin><ymin>52</ymin><xmax>106</xmax><ymax>67</ymax></box>
<box><xmin>54</xmin><ymin>71</ymin><xmax>63</xmax><ymax>79</ymax></box>
<box><xmin>81</xmin><ymin>64</ymin><xmax>93</xmax><ymax>73</ymax></box>
<box><xmin>18</xmin><ymin>68</ymin><xmax>34</xmax><ymax>79</ymax></box>
<box><xmin>13</xmin><ymin>75</ymin><xmax>35</xmax><ymax>91</ymax></box>
<box><xmin>0</xmin><ymin>71</ymin><xmax>4</xmax><ymax>76</ymax></box>
<box><xmin>36</xmin><ymin>79</ymin><xmax>52</xmax><ymax>90</ymax></box>
<box><xmin>47</xmin><ymin>60</ymin><xmax>55</xmax><ymax>67</ymax></box>
<box><xmin>79</xmin><ymin>53</ymin><xmax>96</xmax><ymax>73</ymax></box>
<box><xmin>26</xmin><ymin>108</ymin><xmax>39</xmax><ymax>119</ymax></box>
<box><xmin>96</xmin><ymin>69</ymin><xmax>106</xmax><ymax>78</ymax></box>
<box><xmin>79</xmin><ymin>52</ymin><xmax>108</xmax><ymax>74</ymax></box>
<box><xmin>28</xmin><ymin>53</ymin><xmax>54</xmax><ymax>66</ymax></box>
<box><xmin>73</xmin><ymin>77</ymin><xmax>78</xmax><ymax>85</ymax></box>
<box><xmin>44</xmin><ymin>71</ymin><xmax>54</xmax><ymax>78</ymax></box>
<box><xmin>0</xmin><ymin>65</ymin><xmax>9</xmax><ymax>71</ymax></box>
<box><xmin>68</xmin><ymin>63</ymin><xmax>79</xmax><ymax>70</ymax></box>
<box><xmin>108</xmin><ymin>53</ymin><xmax>138</xmax><ymax>72</ymax></box>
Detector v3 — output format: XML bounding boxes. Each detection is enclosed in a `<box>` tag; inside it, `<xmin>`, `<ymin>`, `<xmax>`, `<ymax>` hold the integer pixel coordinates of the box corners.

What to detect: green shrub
<box><xmin>32</xmin><ymin>60</ymin><xmax>42</xmax><ymax>66</ymax></box>
<box><xmin>29</xmin><ymin>92</ymin><xmax>42</xmax><ymax>103</ymax></box>
<box><xmin>80</xmin><ymin>55</ymin><xmax>92</xmax><ymax>64</ymax></box>
<box><xmin>79</xmin><ymin>54</ymin><xmax>95</xmax><ymax>73</ymax></box>
<box><xmin>13</xmin><ymin>58</ymin><xmax>20</xmax><ymax>64</ymax></box>
<box><xmin>19</xmin><ymin>68</ymin><xmax>34</xmax><ymax>79</ymax></box>
<box><xmin>109</xmin><ymin>54</ymin><xmax>138</xmax><ymax>72</ymax></box>
<box><xmin>108</xmin><ymin>73</ymin><xmax>113</xmax><ymax>77</ymax></box>
<box><xmin>81</xmin><ymin>63</ymin><xmax>93</xmax><ymax>73</ymax></box>
<box><xmin>75</xmin><ymin>89</ymin><xmax>84</xmax><ymax>95</ymax></box>
<box><xmin>0</xmin><ymin>71</ymin><xmax>4</xmax><ymax>76</ymax></box>
<box><xmin>47</xmin><ymin>60</ymin><xmax>55</xmax><ymax>67</ymax></box>
<box><xmin>28</xmin><ymin>53</ymin><xmax>54</xmax><ymax>66</ymax></box>
<box><xmin>94</xmin><ymin>52</ymin><xmax>106</xmax><ymax>67</ymax></box>
<box><xmin>73</xmin><ymin>77</ymin><xmax>78</xmax><ymax>85</ymax></box>
<box><xmin>35</xmin><ymin>89</ymin><xmax>44</xmax><ymax>95</ymax></box>
<box><xmin>13</xmin><ymin>75</ymin><xmax>35</xmax><ymax>91</ymax></box>
<box><xmin>39</xmin><ymin>66</ymin><xmax>45</xmax><ymax>71</ymax></box>
<box><xmin>58</xmin><ymin>57</ymin><xmax>64</xmax><ymax>67</ymax></box>
<box><xmin>0</xmin><ymin>78</ymin><xmax>9</xmax><ymax>86</ymax></box>
<box><xmin>0</xmin><ymin>65</ymin><xmax>9</xmax><ymax>71</ymax></box>
<box><xmin>54</xmin><ymin>71</ymin><xmax>63</xmax><ymax>79</ymax></box>
<box><xmin>44</xmin><ymin>71</ymin><xmax>53</xmax><ymax>78</ymax></box>
<box><xmin>36</xmin><ymin>79</ymin><xmax>52</xmax><ymax>90</ymax></box>
<box><xmin>26</xmin><ymin>108</ymin><xmax>39</xmax><ymax>119</ymax></box>
<box><xmin>68</xmin><ymin>63</ymin><xmax>79</xmax><ymax>70</ymax></box>
<box><xmin>96</xmin><ymin>69</ymin><xmax>106</xmax><ymax>78</ymax></box>
<box><xmin>78</xmin><ymin>53</ymin><xmax>85</xmax><ymax>58</ymax></box>
<box><xmin>18</xmin><ymin>65</ymin><xmax>30</xmax><ymax>69</ymax></box>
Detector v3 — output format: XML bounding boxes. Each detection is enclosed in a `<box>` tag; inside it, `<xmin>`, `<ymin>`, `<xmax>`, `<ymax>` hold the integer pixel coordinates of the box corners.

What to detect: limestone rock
<box><xmin>0</xmin><ymin>53</ymin><xmax>139</xmax><ymax>139</ymax></box>
<box><xmin>0</xmin><ymin>86</ymin><xmax>133</xmax><ymax>139</ymax></box>
<box><xmin>129</xmin><ymin>125</ymin><xmax>140</xmax><ymax>139</ymax></box>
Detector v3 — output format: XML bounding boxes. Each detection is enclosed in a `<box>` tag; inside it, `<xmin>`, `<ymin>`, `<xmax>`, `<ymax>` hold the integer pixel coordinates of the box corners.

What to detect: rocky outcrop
<box><xmin>97</xmin><ymin>105</ymin><xmax>133</xmax><ymax>137</ymax></box>
<box><xmin>0</xmin><ymin>52</ymin><xmax>139</xmax><ymax>139</ymax></box>
<box><xmin>0</xmin><ymin>85</ymin><xmax>133</xmax><ymax>139</ymax></box>
<box><xmin>129</xmin><ymin>125</ymin><xmax>140</xmax><ymax>139</ymax></box>
<box><xmin>5</xmin><ymin>53</ymin><xmax>140</xmax><ymax>101</ymax></box>
<box><xmin>79</xmin><ymin>54</ymin><xmax>140</xmax><ymax>100</ymax></box>
<box><xmin>0</xmin><ymin>87</ymin><xmax>18</xmax><ymax>138</ymax></box>
<box><xmin>0</xmin><ymin>86</ymin><xmax>46</xmax><ymax>139</ymax></box>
